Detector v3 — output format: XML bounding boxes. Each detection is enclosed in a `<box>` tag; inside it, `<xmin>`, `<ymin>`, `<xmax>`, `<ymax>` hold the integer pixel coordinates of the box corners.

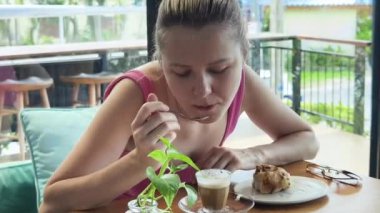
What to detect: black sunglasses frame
<box><xmin>306</xmin><ymin>163</ymin><xmax>362</xmax><ymax>186</ymax></box>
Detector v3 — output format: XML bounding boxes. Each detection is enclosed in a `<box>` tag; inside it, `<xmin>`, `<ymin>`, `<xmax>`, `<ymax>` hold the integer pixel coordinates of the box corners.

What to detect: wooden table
<box><xmin>74</xmin><ymin>161</ymin><xmax>380</xmax><ymax>212</ymax></box>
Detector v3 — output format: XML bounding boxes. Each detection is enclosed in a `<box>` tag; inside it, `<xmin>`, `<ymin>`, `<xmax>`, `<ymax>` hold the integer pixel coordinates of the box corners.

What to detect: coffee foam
<box><xmin>196</xmin><ymin>169</ymin><xmax>231</xmax><ymax>188</ymax></box>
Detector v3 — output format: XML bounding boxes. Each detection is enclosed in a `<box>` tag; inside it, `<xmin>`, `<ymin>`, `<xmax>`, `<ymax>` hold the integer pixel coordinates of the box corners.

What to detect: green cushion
<box><xmin>20</xmin><ymin>107</ymin><xmax>98</xmax><ymax>206</ymax></box>
<box><xmin>0</xmin><ymin>160</ymin><xmax>38</xmax><ymax>213</ymax></box>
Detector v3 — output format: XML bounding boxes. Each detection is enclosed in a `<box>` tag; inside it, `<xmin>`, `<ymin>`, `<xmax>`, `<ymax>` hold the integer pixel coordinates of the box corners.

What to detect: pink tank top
<box><xmin>104</xmin><ymin>70</ymin><xmax>245</xmax><ymax>199</ymax></box>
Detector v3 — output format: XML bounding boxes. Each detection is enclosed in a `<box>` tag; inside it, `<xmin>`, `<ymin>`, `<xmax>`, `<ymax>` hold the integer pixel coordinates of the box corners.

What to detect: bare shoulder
<box><xmin>104</xmin><ymin>61</ymin><xmax>161</xmax><ymax>109</ymax></box>
<box><xmin>135</xmin><ymin>60</ymin><xmax>162</xmax><ymax>80</ymax></box>
<box><xmin>242</xmin><ymin>64</ymin><xmax>311</xmax><ymax>139</ymax></box>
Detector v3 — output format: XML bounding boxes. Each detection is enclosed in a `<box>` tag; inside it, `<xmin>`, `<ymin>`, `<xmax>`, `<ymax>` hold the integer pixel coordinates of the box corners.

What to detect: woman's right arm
<box><xmin>40</xmin><ymin>79</ymin><xmax>179</xmax><ymax>212</ymax></box>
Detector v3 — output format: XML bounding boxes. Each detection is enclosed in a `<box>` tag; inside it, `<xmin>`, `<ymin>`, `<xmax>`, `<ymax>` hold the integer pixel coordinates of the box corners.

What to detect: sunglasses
<box><xmin>306</xmin><ymin>163</ymin><xmax>362</xmax><ymax>186</ymax></box>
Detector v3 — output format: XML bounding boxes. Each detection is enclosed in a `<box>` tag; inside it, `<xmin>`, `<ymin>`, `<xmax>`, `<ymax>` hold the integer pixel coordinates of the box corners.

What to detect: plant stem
<box><xmin>139</xmin><ymin>183</ymin><xmax>152</xmax><ymax>198</ymax></box>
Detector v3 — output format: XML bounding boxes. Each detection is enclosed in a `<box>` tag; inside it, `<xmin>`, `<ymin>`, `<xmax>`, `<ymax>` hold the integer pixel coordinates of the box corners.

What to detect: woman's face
<box><xmin>160</xmin><ymin>24</ymin><xmax>244</xmax><ymax>123</ymax></box>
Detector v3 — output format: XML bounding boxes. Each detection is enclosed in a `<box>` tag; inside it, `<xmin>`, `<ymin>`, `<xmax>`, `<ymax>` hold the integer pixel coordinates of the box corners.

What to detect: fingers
<box><xmin>213</xmin><ymin>152</ymin><xmax>234</xmax><ymax>169</ymax></box>
<box><xmin>131</xmin><ymin>101</ymin><xmax>169</xmax><ymax>129</ymax></box>
<box><xmin>198</xmin><ymin>147</ymin><xmax>241</xmax><ymax>171</ymax></box>
<box><xmin>132</xmin><ymin>109</ymin><xmax>179</xmax><ymax>143</ymax></box>
<box><xmin>131</xmin><ymin>93</ymin><xmax>180</xmax><ymax>154</ymax></box>
<box><xmin>142</xmin><ymin>111</ymin><xmax>178</xmax><ymax>136</ymax></box>
<box><xmin>163</xmin><ymin>130</ymin><xmax>177</xmax><ymax>142</ymax></box>
<box><xmin>198</xmin><ymin>147</ymin><xmax>224</xmax><ymax>168</ymax></box>
<box><xmin>147</xmin><ymin>93</ymin><xmax>158</xmax><ymax>102</ymax></box>
<box><xmin>144</xmin><ymin>120</ymin><xmax>180</xmax><ymax>143</ymax></box>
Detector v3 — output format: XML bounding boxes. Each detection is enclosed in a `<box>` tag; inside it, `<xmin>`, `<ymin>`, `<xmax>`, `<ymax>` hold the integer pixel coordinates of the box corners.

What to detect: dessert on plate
<box><xmin>253</xmin><ymin>164</ymin><xmax>291</xmax><ymax>194</ymax></box>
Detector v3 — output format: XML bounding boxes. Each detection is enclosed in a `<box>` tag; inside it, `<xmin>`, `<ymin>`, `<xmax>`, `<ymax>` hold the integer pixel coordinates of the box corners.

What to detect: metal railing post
<box><xmin>353</xmin><ymin>46</ymin><xmax>366</xmax><ymax>135</ymax></box>
<box><xmin>146</xmin><ymin>0</ymin><xmax>161</xmax><ymax>61</ymax></box>
<box><xmin>292</xmin><ymin>38</ymin><xmax>301</xmax><ymax>115</ymax></box>
<box><xmin>98</xmin><ymin>52</ymin><xmax>108</xmax><ymax>72</ymax></box>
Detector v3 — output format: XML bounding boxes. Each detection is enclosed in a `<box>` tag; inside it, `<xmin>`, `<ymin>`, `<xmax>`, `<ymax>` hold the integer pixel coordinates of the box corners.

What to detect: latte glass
<box><xmin>195</xmin><ymin>169</ymin><xmax>231</xmax><ymax>212</ymax></box>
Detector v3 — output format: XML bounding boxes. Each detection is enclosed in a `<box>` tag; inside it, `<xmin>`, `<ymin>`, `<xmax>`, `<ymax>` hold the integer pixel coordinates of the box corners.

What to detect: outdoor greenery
<box><xmin>284</xmin><ymin>45</ymin><xmax>352</xmax><ymax>72</ymax></box>
<box><xmin>356</xmin><ymin>9</ymin><xmax>372</xmax><ymax>41</ymax></box>
<box><xmin>0</xmin><ymin>143</ymin><xmax>9</xmax><ymax>155</ymax></box>
<box><xmin>356</xmin><ymin>9</ymin><xmax>373</xmax><ymax>61</ymax></box>
<box><xmin>107</xmin><ymin>50</ymin><xmax>148</xmax><ymax>73</ymax></box>
<box><xmin>300</xmin><ymin>70</ymin><xmax>353</xmax><ymax>87</ymax></box>
<box><xmin>0</xmin><ymin>0</ymin><xmax>146</xmax><ymax>46</ymax></box>
<box><xmin>261</xmin><ymin>6</ymin><xmax>270</xmax><ymax>32</ymax></box>
<box><xmin>304</xmin><ymin>47</ymin><xmax>351</xmax><ymax>68</ymax></box>
<box><xmin>303</xmin><ymin>104</ymin><xmax>354</xmax><ymax>133</ymax></box>
<box><xmin>274</xmin><ymin>45</ymin><xmax>355</xmax><ymax>87</ymax></box>
<box><xmin>284</xmin><ymin>100</ymin><xmax>355</xmax><ymax>133</ymax></box>
<box><xmin>0</xmin><ymin>20</ymin><xmax>11</xmax><ymax>46</ymax></box>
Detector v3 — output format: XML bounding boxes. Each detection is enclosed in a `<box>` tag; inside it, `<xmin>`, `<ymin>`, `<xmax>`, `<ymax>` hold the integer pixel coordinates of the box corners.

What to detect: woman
<box><xmin>40</xmin><ymin>0</ymin><xmax>319</xmax><ymax>212</ymax></box>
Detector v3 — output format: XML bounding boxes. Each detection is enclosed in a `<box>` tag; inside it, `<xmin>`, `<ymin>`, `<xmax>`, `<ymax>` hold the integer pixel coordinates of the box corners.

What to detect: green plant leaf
<box><xmin>147</xmin><ymin>167</ymin><xmax>180</xmax><ymax>196</ymax></box>
<box><xmin>159</xmin><ymin>160</ymin><xmax>170</xmax><ymax>176</ymax></box>
<box><xmin>183</xmin><ymin>184</ymin><xmax>198</xmax><ymax>207</ymax></box>
<box><xmin>146</xmin><ymin>172</ymin><xmax>181</xmax><ymax>208</ymax></box>
<box><xmin>172</xmin><ymin>164</ymin><xmax>189</xmax><ymax>173</ymax></box>
<box><xmin>146</xmin><ymin>167</ymin><xmax>168</xmax><ymax>193</ymax></box>
<box><xmin>159</xmin><ymin>137</ymin><xmax>173</xmax><ymax>149</ymax></box>
<box><xmin>161</xmin><ymin>174</ymin><xmax>181</xmax><ymax>192</ymax></box>
<box><xmin>148</xmin><ymin>149</ymin><xmax>167</xmax><ymax>164</ymax></box>
<box><xmin>146</xmin><ymin>167</ymin><xmax>157</xmax><ymax>180</ymax></box>
<box><xmin>141</xmin><ymin>137</ymin><xmax>200</xmax><ymax>211</ymax></box>
<box><xmin>167</xmin><ymin>149</ymin><xmax>200</xmax><ymax>171</ymax></box>
<box><xmin>160</xmin><ymin>174</ymin><xmax>181</xmax><ymax>207</ymax></box>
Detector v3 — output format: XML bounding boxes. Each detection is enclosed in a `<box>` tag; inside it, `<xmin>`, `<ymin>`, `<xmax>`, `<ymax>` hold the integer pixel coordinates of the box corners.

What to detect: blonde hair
<box><xmin>154</xmin><ymin>0</ymin><xmax>249</xmax><ymax>60</ymax></box>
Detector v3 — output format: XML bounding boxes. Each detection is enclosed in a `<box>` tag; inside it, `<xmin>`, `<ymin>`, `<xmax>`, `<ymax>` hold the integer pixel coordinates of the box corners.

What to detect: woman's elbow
<box><xmin>39</xmin><ymin>202</ymin><xmax>55</xmax><ymax>213</ymax></box>
<box><xmin>39</xmin><ymin>184</ymin><xmax>68</xmax><ymax>213</ymax></box>
<box><xmin>39</xmin><ymin>199</ymin><xmax>62</xmax><ymax>213</ymax></box>
<box><xmin>41</xmin><ymin>181</ymin><xmax>113</xmax><ymax>212</ymax></box>
<box><xmin>304</xmin><ymin>130</ymin><xmax>319</xmax><ymax>159</ymax></box>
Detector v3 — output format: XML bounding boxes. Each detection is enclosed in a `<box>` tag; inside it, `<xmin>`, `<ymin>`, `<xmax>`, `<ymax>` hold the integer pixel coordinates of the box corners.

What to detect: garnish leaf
<box><xmin>184</xmin><ymin>184</ymin><xmax>198</xmax><ymax>207</ymax></box>
<box><xmin>161</xmin><ymin>174</ymin><xmax>181</xmax><ymax>192</ymax></box>
<box><xmin>167</xmin><ymin>149</ymin><xmax>200</xmax><ymax>171</ymax></box>
<box><xmin>138</xmin><ymin>137</ymin><xmax>201</xmax><ymax>211</ymax></box>
<box><xmin>148</xmin><ymin>150</ymin><xmax>167</xmax><ymax>164</ymax></box>
<box><xmin>160</xmin><ymin>174</ymin><xmax>181</xmax><ymax>206</ymax></box>
<box><xmin>146</xmin><ymin>167</ymin><xmax>170</xmax><ymax>195</ymax></box>
<box><xmin>172</xmin><ymin>164</ymin><xmax>189</xmax><ymax>173</ymax></box>
<box><xmin>159</xmin><ymin>137</ymin><xmax>173</xmax><ymax>149</ymax></box>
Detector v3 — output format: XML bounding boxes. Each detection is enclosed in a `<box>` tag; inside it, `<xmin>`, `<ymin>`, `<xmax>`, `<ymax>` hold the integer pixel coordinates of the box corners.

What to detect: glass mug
<box><xmin>195</xmin><ymin>169</ymin><xmax>232</xmax><ymax>213</ymax></box>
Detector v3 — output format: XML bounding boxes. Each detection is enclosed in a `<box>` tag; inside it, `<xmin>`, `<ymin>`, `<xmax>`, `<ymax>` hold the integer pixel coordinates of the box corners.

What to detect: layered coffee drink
<box><xmin>195</xmin><ymin>169</ymin><xmax>231</xmax><ymax>211</ymax></box>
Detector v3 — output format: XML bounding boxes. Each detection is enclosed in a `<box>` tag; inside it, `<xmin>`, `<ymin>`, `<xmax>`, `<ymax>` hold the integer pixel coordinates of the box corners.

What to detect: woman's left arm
<box><xmin>239</xmin><ymin>64</ymin><xmax>319</xmax><ymax>168</ymax></box>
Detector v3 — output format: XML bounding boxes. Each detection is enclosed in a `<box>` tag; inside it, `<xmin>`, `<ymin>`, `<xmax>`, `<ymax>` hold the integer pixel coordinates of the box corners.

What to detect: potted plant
<box><xmin>127</xmin><ymin>137</ymin><xmax>200</xmax><ymax>213</ymax></box>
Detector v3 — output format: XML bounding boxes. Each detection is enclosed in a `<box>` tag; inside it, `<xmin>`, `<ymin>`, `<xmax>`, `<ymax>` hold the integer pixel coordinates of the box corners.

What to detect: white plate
<box><xmin>234</xmin><ymin>176</ymin><xmax>329</xmax><ymax>205</ymax></box>
<box><xmin>231</xmin><ymin>169</ymin><xmax>255</xmax><ymax>185</ymax></box>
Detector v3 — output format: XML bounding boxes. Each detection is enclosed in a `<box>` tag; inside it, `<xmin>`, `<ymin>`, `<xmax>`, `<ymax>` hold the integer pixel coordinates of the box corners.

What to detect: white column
<box><xmin>270</xmin><ymin>0</ymin><xmax>285</xmax><ymax>97</ymax></box>
<box><xmin>251</xmin><ymin>0</ymin><xmax>260</xmax><ymax>34</ymax></box>
<box><xmin>95</xmin><ymin>15</ymin><xmax>102</xmax><ymax>41</ymax></box>
<box><xmin>59</xmin><ymin>16</ymin><xmax>65</xmax><ymax>44</ymax></box>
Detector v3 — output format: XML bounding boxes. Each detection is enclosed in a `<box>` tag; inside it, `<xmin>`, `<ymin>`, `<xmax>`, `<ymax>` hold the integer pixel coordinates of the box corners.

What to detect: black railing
<box><xmin>248</xmin><ymin>35</ymin><xmax>371</xmax><ymax>135</ymax></box>
<box><xmin>1</xmin><ymin>35</ymin><xmax>370</xmax><ymax>135</ymax></box>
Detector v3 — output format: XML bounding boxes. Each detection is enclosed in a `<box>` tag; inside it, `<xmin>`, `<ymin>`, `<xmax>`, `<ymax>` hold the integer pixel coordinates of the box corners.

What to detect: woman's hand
<box><xmin>196</xmin><ymin>147</ymin><xmax>247</xmax><ymax>171</ymax></box>
<box><xmin>131</xmin><ymin>93</ymin><xmax>180</xmax><ymax>160</ymax></box>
